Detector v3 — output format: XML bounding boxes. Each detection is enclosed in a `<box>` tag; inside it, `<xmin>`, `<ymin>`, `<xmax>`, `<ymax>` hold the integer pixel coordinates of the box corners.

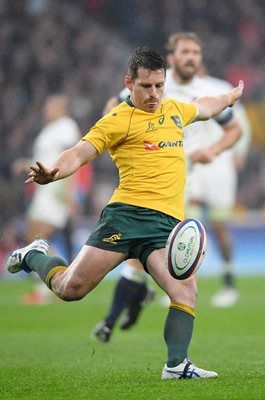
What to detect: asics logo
<box><xmin>166</xmin><ymin>367</ymin><xmax>200</xmax><ymax>379</ymax></box>
<box><xmin>13</xmin><ymin>252</ymin><xmax>22</xmax><ymax>262</ymax></box>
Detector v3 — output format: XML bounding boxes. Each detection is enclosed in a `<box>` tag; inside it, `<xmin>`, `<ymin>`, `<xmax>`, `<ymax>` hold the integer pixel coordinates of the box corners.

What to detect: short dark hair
<box><xmin>128</xmin><ymin>47</ymin><xmax>168</xmax><ymax>81</ymax></box>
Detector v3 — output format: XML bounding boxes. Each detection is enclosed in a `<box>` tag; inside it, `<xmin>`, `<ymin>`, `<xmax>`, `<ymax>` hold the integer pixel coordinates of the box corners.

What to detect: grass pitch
<box><xmin>0</xmin><ymin>276</ymin><xmax>265</xmax><ymax>400</ymax></box>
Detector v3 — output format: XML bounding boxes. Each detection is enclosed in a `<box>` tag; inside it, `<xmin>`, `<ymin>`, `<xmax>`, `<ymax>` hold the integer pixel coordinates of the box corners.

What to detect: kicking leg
<box><xmin>7</xmin><ymin>238</ymin><xmax>127</xmax><ymax>301</ymax></box>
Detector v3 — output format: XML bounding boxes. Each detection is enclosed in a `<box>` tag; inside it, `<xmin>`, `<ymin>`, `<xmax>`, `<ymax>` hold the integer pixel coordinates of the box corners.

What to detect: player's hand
<box><xmin>227</xmin><ymin>80</ymin><xmax>244</xmax><ymax>106</ymax></box>
<box><xmin>190</xmin><ymin>148</ymin><xmax>215</xmax><ymax>164</ymax></box>
<box><xmin>25</xmin><ymin>161</ymin><xmax>59</xmax><ymax>185</ymax></box>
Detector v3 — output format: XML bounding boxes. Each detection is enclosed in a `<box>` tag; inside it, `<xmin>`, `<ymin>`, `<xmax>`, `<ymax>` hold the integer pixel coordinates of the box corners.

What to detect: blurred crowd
<box><xmin>93</xmin><ymin>0</ymin><xmax>265</xmax><ymax>101</ymax></box>
<box><xmin>1</xmin><ymin>0</ymin><xmax>265</xmax><ymax>247</ymax></box>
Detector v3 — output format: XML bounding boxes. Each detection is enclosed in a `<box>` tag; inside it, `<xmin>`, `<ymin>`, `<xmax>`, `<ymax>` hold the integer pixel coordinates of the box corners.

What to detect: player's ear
<box><xmin>124</xmin><ymin>75</ymin><xmax>133</xmax><ymax>91</ymax></box>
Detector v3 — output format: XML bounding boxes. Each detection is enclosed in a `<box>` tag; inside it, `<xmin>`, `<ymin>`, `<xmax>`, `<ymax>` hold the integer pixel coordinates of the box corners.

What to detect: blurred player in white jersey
<box><xmin>186</xmin><ymin>74</ymin><xmax>250</xmax><ymax>307</ymax></box>
<box><xmin>93</xmin><ymin>32</ymin><xmax>246</xmax><ymax>342</ymax></box>
<box><xmin>164</xmin><ymin>32</ymin><xmax>250</xmax><ymax>307</ymax></box>
<box><xmin>13</xmin><ymin>95</ymin><xmax>81</xmax><ymax>304</ymax></box>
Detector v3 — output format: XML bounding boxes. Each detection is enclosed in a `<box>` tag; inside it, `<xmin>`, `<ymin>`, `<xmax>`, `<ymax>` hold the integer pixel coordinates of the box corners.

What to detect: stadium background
<box><xmin>1</xmin><ymin>3</ymin><xmax>265</xmax><ymax>400</ymax></box>
<box><xmin>0</xmin><ymin>0</ymin><xmax>265</xmax><ymax>276</ymax></box>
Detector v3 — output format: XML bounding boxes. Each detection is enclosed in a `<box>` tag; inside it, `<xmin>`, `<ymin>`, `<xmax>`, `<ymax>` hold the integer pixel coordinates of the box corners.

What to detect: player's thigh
<box><xmin>65</xmin><ymin>245</ymin><xmax>128</xmax><ymax>293</ymax></box>
<box><xmin>146</xmin><ymin>249</ymin><xmax>197</xmax><ymax>307</ymax></box>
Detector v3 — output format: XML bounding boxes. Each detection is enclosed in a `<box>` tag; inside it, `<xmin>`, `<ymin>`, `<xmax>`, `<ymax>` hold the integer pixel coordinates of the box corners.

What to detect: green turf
<box><xmin>0</xmin><ymin>276</ymin><xmax>265</xmax><ymax>400</ymax></box>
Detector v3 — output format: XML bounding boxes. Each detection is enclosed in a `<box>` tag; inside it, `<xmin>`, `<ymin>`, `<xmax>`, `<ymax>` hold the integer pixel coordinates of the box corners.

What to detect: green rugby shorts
<box><xmin>86</xmin><ymin>202</ymin><xmax>180</xmax><ymax>271</ymax></box>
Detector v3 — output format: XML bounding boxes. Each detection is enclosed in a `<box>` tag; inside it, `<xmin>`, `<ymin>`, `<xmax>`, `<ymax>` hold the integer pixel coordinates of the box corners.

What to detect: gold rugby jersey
<box><xmin>83</xmin><ymin>97</ymin><xmax>197</xmax><ymax>220</ymax></box>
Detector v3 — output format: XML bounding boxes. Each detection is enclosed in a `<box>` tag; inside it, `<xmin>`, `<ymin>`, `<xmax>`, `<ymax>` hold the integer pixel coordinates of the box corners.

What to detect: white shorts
<box><xmin>27</xmin><ymin>183</ymin><xmax>70</xmax><ymax>229</ymax></box>
<box><xmin>185</xmin><ymin>155</ymin><xmax>237</xmax><ymax>211</ymax></box>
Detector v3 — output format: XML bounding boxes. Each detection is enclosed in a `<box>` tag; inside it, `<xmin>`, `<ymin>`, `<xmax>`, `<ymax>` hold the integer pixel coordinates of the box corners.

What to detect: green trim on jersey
<box><xmin>125</xmin><ymin>96</ymin><xmax>134</xmax><ymax>107</ymax></box>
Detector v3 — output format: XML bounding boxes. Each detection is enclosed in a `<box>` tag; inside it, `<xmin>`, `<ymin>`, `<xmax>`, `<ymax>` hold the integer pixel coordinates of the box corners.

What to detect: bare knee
<box><xmin>51</xmin><ymin>276</ymin><xmax>91</xmax><ymax>302</ymax></box>
<box><xmin>59</xmin><ymin>287</ymin><xmax>86</xmax><ymax>302</ymax></box>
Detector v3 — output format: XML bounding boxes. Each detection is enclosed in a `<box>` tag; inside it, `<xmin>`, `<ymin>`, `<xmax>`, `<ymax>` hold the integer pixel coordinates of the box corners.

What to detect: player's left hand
<box><xmin>190</xmin><ymin>148</ymin><xmax>215</xmax><ymax>164</ymax></box>
<box><xmin>25</xmin><ymin>161</ymin><xmax>59</xmax><ymax>185</ymax></box>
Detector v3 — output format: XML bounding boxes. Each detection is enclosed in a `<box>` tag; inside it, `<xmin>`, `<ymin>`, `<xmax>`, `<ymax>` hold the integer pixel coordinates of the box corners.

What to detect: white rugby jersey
<box><xmin>164</xmin><ymin>69</ymin><xmax>234</xmax><ymax>161</ymax></box>
<box><xmin>33</xmin><ymin>116</ymin><xmax>80</xmax><ymax>164</ymax></box>
<box><xmin>200</xmin><ymin>75</ymin><xmax>251</xmax><ymax>158</ymax></box>
<box><xmin>31</xmin><ymin>116</ymin><xmax>81</xmax><ymax>207</ymax></box>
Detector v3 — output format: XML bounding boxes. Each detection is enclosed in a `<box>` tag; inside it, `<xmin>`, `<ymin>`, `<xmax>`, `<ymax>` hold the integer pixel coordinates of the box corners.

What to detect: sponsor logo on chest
<box><xmin>144</xmin><ymin>140</ymin><xmax>183</xmax><ymax>151</ymax></box>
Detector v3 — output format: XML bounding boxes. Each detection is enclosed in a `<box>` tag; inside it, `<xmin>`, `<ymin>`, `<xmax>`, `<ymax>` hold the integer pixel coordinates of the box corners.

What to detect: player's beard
<box><xmin>174</xmin><ymin>62</ymin><xmax>200</xmax><ymax>82</ymax></box>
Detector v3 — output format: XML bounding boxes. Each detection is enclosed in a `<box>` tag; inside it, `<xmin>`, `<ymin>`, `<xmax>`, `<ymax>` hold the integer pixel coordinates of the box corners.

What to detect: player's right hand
<box><xmin>190</xmin><ymin>148</ymin><xmax>215</xmax><ymax>164</ymax></box>
<box><xmin>25</xmin><ymin>161</ymin><xmax>59</xmax><ymax>185</ymax></box>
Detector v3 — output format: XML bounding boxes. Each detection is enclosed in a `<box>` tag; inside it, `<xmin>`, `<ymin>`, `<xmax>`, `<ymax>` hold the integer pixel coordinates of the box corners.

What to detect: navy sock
<box><xmin>223</xmin><ymin>272</ymin><xmax>235</xmax><ymax>288</ymax></box>
<box><xmin>105</xmin><ymin>277</ymin><xmax>147</xmax><ymax>328</ymax></box>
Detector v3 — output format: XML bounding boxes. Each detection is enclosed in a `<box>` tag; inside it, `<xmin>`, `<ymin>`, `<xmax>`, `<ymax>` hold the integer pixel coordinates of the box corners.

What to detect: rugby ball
<box><xmin>165</xmin><ymin>219</ymin><xmax>207</xmax><ymax>280</ymax></box>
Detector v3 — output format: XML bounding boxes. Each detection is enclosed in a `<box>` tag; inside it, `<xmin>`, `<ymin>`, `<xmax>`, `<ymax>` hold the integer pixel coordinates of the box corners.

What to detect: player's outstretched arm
<box><xmin>194</xmin><ymin>80</ymin><xmax>244</xmax><ymax>121</ymax></box>
<box><xmin>25</xmin><ymin>140</ymin><xmax>97</xmax><ymax>185</ymax></box>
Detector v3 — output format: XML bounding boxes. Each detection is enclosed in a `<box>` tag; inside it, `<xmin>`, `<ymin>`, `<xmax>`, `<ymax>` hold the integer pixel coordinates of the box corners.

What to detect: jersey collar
<box><xmin>125</xmin><ymin>96</ymin><xmax>134</xmax><ymax>107</ymax></box>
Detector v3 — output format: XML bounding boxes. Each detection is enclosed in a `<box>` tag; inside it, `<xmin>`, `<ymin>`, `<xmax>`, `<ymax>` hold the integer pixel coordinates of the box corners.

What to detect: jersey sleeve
<box><xmin>179</xmin><ymin>102</ymin><xmax>198</xmax><ymax>126</ymax></box>
<box><xmin>82</xmin><ymin>112</ymin><xmax>128</xmax><ymax>155</ymax></box>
